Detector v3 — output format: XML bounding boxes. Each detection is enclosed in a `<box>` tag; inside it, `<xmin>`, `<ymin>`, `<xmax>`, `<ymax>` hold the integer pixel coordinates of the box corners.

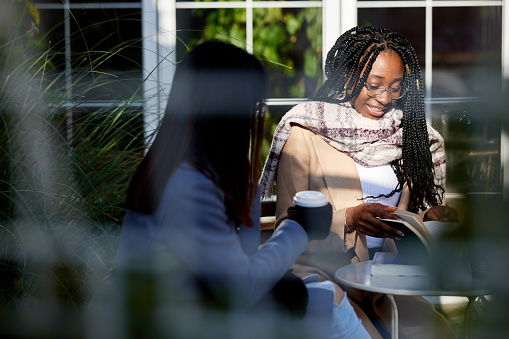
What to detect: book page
<box><xmin>379</xmin><ymin>219</ymin><xmax>432</xmax><ymax>255</ymax></box>
<box><xmin>371</xmin><ymin>252</ymin><xmax>428</xmax><ymax>276</ymax></box>
<box><xmin>393</xmin><ymin>211</ymin><xmax>432</xmax><ymax>243</ymax></box>
<box><xmin>423</xmin><ymin>221</ymin><xmax>460</xmax><ymax>242</ymax></box>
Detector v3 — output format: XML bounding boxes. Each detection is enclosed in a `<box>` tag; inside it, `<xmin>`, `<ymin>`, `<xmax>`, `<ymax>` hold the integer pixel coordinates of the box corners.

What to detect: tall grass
<box><xmin>0</xmin><ymin>1</ymin><xmax>156</xmax><ymax>336</ymax></box>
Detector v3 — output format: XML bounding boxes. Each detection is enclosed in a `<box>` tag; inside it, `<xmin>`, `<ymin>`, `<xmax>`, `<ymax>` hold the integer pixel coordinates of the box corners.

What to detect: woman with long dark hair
<box><xmin>260</xmin><ymin>26</ymin><xmax>458</xmax><ymax>338</ymax></box>
<box><xmin>116</xmin><ymin>40</ymin><xmax>370</xmax><ymax>338</ymax></box>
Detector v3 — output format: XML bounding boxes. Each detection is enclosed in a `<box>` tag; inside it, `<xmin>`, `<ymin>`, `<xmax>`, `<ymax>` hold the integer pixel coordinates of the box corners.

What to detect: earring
<box><xmin>334</xmin><ymin>83</ymin><xmax>349</xmax><ymax>100</ymax></box>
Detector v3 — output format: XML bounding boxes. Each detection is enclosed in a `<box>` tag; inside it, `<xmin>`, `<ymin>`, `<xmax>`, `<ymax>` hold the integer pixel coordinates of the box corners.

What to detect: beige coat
<box><xmin>275</xmin><ymin>125</ymin><xmax>412</xmax><ymax>280</ymax></box>
<box><xmin>275</xmin><ymin>125</ymin><xmax>454</xmax><ymax>338</ymax></box>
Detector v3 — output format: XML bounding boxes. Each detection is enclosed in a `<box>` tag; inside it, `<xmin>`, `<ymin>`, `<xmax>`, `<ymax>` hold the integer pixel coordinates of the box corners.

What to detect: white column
<box><xmin>323</xmin><ymin>0</ymin><xmax>357</xmax><ymax>77</ymax></box>
<box><xmin>322</xmin><ymin>0</ymin><xmax>357</xmax><ymax>81</ymax></box>
<box><xmin>503</xmin><ymin>0</ymin><xmax>509</xmax><ymax>87</ymax></box>
<box><xmin>323</xmin><ymin>0</ymin><xmax>358</xmax><ymax>56</ymax></box>
<box><xmin>501</xmin><ymin>0</ymin><xmax>508</xmax><ymax>197</ymax></box>
<box><xmin>246</xmin><ymin>0</ymin><xmax>253</xmax><ymax>53</ymax></box>
<box><xmin>340</xmin><ymin>0</ymin><xmax>358</xmax><ymax>34</ymax></box>
<box><xmin>142</xmin><ymin>0</ymin><xmax>177</xmax><ymax>147</ymax></box>
<box><xmin>322</xmin><ymin>0</ymin><xmax>341</xmax><ymax>68</ymax></box>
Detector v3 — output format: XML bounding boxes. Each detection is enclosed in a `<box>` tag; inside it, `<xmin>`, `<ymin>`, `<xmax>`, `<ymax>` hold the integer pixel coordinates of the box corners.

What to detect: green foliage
<box><xmin>195</xmin><ymin>8</ymin><xmax>247</xmax><ymax>49</ymax></box>
<box><xmin>0</xmin><ymin>1</ymin><xmax>152</xmax><ymax>331</ymax></box>
<box><xmin>188</xmin><ymin>4</ymin><xmax>323</xmax><ymax>162</ymax></box>
<box><xmin>0</xmin><ymin>0</ymin><xmax>53</xmax><ymax>70</ymax></box>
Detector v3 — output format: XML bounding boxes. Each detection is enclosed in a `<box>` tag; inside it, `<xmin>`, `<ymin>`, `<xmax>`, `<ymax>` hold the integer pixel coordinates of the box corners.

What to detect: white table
<box><xmin>335</xmin><ymin>261</ymin><xmax>490</xmax><ymax>339</ymax></box>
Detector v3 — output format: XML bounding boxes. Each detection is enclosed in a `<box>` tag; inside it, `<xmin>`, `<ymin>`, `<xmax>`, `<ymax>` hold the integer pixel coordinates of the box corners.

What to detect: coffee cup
<box><xmin>292</xmin><ymin>191</ymin><xmax>332</xmax><ymax>239</ymax></box>
<box><xmin>293</xmin><ymin>191</ymin><xmax>328</xmax><ymax>208</ymax></box>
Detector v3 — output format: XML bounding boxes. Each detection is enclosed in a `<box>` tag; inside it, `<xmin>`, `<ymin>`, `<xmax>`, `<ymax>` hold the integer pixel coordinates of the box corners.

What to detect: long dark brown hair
<box><xmin>126</xmin><ymin>40</ymin><xmax>266</xmax><ymax>227</ymax></box>
<box><xmin>314</xmin><ymin>26</ymin><xmax>444</xmax><ymax>212</ymax></box>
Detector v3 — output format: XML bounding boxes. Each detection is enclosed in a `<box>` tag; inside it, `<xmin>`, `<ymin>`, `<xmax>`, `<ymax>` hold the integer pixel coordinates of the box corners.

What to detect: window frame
<box><xmin>35</xmin><ymin>1</ymin><xmax>144</xmax><ymax>141</ymax></box>
<box><xmin>36</xmin><ymin>1</ymin><xmax>509</xmax><ymax>197</ymax></box>
<box><xmin>145</xmin><ymin>0</ymin><xmax>508</xmax><ymax>197</ymax></box>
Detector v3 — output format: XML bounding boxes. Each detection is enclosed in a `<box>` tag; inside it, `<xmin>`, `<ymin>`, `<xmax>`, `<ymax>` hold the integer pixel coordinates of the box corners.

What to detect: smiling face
<box><xmin>350</xmin><ymin>50</ymin><xmax>405</xmax><ymax>120</ymax></box>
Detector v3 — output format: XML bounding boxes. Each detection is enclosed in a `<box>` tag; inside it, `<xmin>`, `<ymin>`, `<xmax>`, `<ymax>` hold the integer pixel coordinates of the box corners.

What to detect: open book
<box><xmin>370</xmin><ymin>209</ymin><xmax>459</xmax><ymax>276</ymax></box>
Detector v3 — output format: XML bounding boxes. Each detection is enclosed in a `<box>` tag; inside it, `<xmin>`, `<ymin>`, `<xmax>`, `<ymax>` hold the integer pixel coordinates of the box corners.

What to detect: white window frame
<box><xmin>144</xmin><ymin>0</ymin><xmax>508</xmax><ymax>116</ymax></box>
<box><xmin>143</xmin><ymin>1</ymin><xmax>339</xmax><ymax>134</ymax></box>
<box><xmin>35</xmin><ymin>1</ymin><xmax>144</xmax><ymax>141</ymax></box>
<box><xmin>144</xmin><ymin>0</ymin><xmax>509</xmax><ymax>195</ymax></box>
<box><xmin>38</xmin><ymin>1</ymin><xmax>508</xmax><ymax>196</ymax></box>
<box><xmin>354</xmin><ymin>0</ymin><xmax>507</xmax><ymax>197</ymax></box>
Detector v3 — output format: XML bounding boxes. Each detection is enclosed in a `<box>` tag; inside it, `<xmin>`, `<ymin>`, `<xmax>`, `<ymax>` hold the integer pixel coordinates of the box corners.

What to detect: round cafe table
<box><xmin>335</xmin><ymin>261</ymin><xmax>490</xmax><ymax>339</ymax></box>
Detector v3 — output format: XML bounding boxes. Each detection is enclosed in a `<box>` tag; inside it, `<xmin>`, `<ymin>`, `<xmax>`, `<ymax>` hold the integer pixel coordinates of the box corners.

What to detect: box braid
<box><xmin>314</xmin><ymin>26</ymin><xmax>444</xmax><ymax>212</ymax></box>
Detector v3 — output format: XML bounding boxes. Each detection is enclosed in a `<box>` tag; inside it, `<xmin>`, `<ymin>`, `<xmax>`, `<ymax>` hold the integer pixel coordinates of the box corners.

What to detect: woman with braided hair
<box><xmin>260</xmin><ymin>26</ymin><xmax>458</xmax><ymax>338</ymax></box>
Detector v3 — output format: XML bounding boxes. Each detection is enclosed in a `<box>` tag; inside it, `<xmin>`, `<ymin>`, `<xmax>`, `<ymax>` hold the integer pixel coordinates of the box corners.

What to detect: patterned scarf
<box><xmin>259</xmin><ymin>101</ymin><xmax>446</xmax><ymax>199</ymax></box>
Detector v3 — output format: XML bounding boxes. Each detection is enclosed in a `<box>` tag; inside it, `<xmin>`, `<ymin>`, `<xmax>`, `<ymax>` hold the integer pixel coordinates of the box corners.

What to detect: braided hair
<box><xmin>314</xmin><ymin>25</ymin><xmax>443</xmax><ymax>212</ymax></box>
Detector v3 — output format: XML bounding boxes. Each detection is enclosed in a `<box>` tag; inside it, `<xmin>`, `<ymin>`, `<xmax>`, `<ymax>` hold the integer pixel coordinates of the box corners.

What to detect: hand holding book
<box><xmin>372</xmin><ymin>209</ymin><xmax>461</xmax><ymax>276</ymax></box>
<box><xmin>345</xmin><ymin>203</ymin><xmax>460</xmax><ymax>259</ymax></box>
<box><xmin>345</xmin><ymin>203</ymin><xmax>405</xmax><ymax>240</ymax></box>
<box><xmin>423</xmin><ymin>205</ymin><xmax>459</xmax><ymax>223</ymax></box>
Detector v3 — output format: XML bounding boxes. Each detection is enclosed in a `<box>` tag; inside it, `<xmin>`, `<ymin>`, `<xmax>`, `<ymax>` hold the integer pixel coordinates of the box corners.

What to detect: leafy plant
<box><xmin>0</xmin><ymin>1</ymin><xmax>155</xmax><ymax>335</ymax></box>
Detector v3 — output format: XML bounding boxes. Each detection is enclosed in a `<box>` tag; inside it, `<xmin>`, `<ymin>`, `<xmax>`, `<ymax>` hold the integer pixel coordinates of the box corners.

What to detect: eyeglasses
<box><xmin>364</xmin><ymin>83</ymin><xmax>408</xmax><ymax>99</ymax></box>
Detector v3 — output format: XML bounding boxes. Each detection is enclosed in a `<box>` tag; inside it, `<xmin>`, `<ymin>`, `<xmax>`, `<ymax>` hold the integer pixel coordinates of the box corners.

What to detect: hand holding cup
<box><xmin>287</xmin><ymin>191</ymin><xmax>332</xmax><ymax>240</ymax></box>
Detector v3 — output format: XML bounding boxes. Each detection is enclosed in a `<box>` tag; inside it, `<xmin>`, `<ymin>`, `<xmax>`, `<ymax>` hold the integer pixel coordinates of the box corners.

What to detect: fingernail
<box><xmin>398</xmin><ymin>231</ymin><xmax>404</xmax><ymax>236</ymax></box>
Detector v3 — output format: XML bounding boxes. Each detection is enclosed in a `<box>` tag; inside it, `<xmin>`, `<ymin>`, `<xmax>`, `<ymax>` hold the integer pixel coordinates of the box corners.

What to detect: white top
<box><xmin>355</xmin><ymin>162</ymin><xmax>401</xmax><ymax>248</ymax></box>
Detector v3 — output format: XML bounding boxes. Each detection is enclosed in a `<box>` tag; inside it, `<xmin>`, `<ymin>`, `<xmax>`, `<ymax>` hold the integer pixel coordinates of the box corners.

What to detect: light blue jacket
<box><xmin>117</xmin><ymin>161</ymin><xmax>309</xmax><ymax>309</ymax></box>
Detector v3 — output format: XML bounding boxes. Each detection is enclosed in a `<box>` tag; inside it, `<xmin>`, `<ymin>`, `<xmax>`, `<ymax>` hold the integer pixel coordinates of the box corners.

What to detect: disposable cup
<box><xmin>292</xmin><ymin>191</ymin><xmax>331</xmax><ymax>239</ymax></box>
<box><xmin>293</xmin><ymin>191</ymin><xmax>328</xmax><ymax>208</ymax></box>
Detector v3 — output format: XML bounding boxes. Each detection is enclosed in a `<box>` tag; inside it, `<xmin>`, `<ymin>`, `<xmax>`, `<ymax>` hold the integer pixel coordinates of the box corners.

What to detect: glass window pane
<box><xmin>431</xmin><ymin>101</ymin><xmax>501</xmax><ymax>193</ymax></box>
<box><xmin>176</xmin><ymin>8</ymin><xmax>247</xmax><ymax>62</ymax></box>
<box><xmin>431</xmin><ymin>7</ymin><xmax>502</xmax><ymax>194</ymax></box>
<box><xmin>69</xmin><ymin>9</ymin><xmax>143</xmax><ymax>101</ymax></box>
<box><xmin>358</xmin><ymin>8</ymin><xmax>426</xmax><ymax>69</ymax></box>
<box><xmin>358</xmin><ymin>8</ymin><xmax>426</xmax><ymax>96</ymax></box>
<box><xmin>35</xmin><ymin>0</ymin><xmax>141</xmax><ymax>3</ymax></box>
<box><xmin>176</xmin><ymin>0</ymin><xmax>243</xmax><ymax>2</ymax></box>
<box><xmin>254</xmin><ymin>7</ymin><xmax>322</xmax><ymax>98</ymax></box>
<box><xmin>69</xmin><ymin>0</ymin><xmax>141</xmax><ymax>3</ymax></box>
<box><xmin>35</xmin><ymin>9</ymin><xmax>67</xmax><ymax>92</ymax></box>
<box><xmin>432</xmin><ymin>6</ymin><xmax>502</xmax><ymax>99</ymax></box>
<box><xmin>176</xmin><ymin>7</ymin><xmax>322</xmax><ymax>99</ymax></box>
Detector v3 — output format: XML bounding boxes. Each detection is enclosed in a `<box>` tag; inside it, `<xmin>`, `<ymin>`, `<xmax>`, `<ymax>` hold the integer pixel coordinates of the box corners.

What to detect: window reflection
<box><xmin>176</xmin><ymin>8</ymin><xmax>247</xmax><ymax>61</ymax></box>
<box><xmin>70</xmin><ymin>9</ymin><xmax>142</xmax><ymax>101</ymax></box>
<box><xmin>358</xmin><ymin>8</ymin><xmax>425</xmax><ymax>73</ymax></box>
<box><xmin>176</xmin><ymin>7</ymin><xmax>322</xmax><ymax>99</ymax></box>
<box><xmin>432</xmin><ymin>6</ymin><xmax>502</xmax><ymax>99</ymax></box>
<box><xmin>254</xmin><ymin>7</ymin><xmax>322</xmax><ymax>99</ymax></box>
<box><xmin>360</xmin><ymin>6</ymin><xmax>502</xmax><ymax>194</ymax></box>
<box><xmin>432</xmin><ymin>101</ymin><xmax>501</xmax><ymax>193</ymax></box>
